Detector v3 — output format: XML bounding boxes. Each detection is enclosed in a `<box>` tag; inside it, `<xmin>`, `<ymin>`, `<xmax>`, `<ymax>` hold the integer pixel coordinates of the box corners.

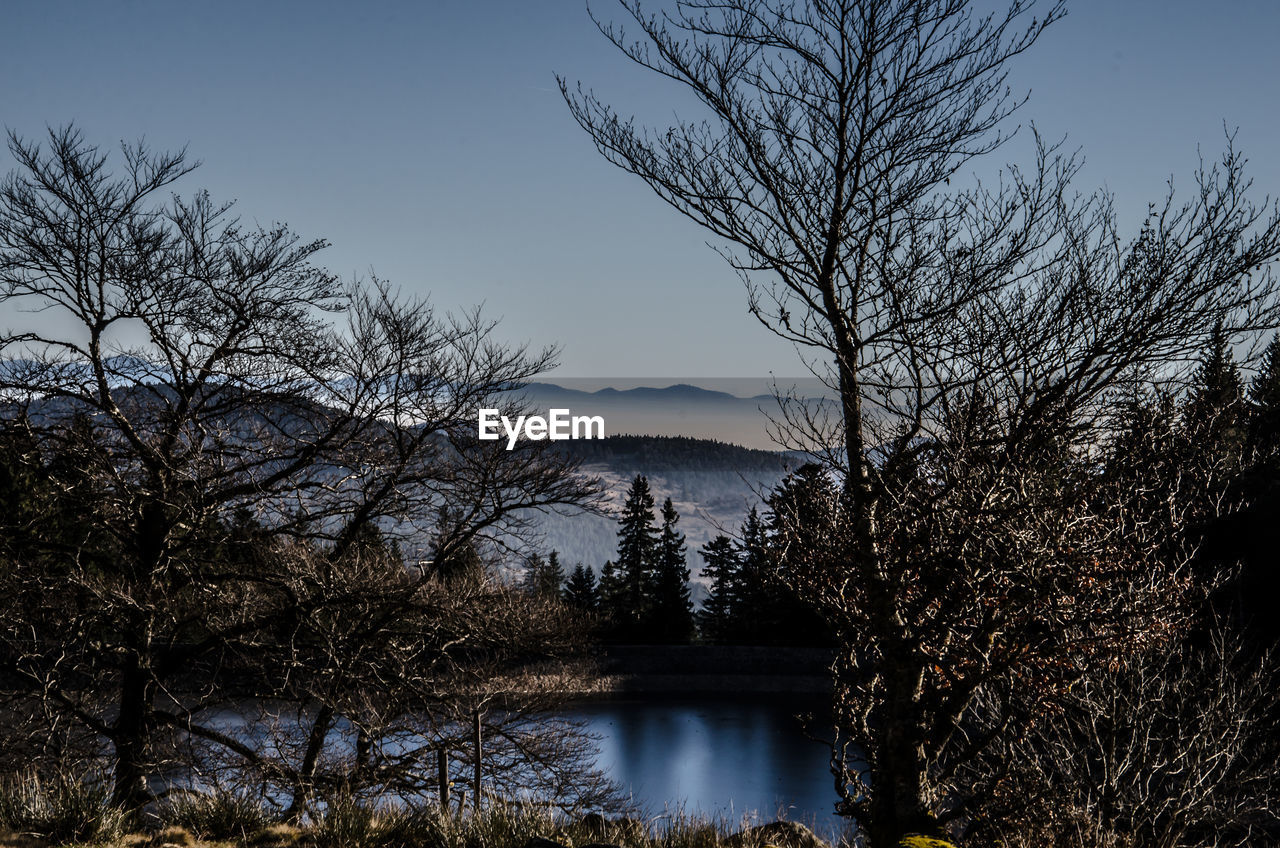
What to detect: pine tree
<box><xmin>607</xmin><ymin>475</ymin><xmax>659</xmax><ymax>640</ymax></box>
<box><xmin>733</xmin><ymin>506</ymin><xmax>773</xmax><ymax>644</ymax></box>
<box><xmin>697</xmin><ymin>534</ymin><xmax>740</xmax><ymax>644</ymax></box>
<box><xmin>523</xmin><ymin>550</ymin><xmax>565</xmax><ymax>598</ymax></box>
<box><xmin>563</xmin><ymin>563</ymin><xmax>599</xmax><ymax>612</ymax></box>
<box><xmin>429</xmin><ymin>506</ymin><xmax>486</xmax><ymax>582</ymax></box>
<box><xmin>544</xmin><ymin>550</ymin><xmax>565</xmax><ymax>595</ymax></box>
<box><xmin>1239</xmin><ymin>333</ymin><xmax>1280</xmax><ymax>645</ymax></box>
<box><xmin>648</xmin><ymin>497</ymin><xmax>694</xmax><ymax>643</ymax></box>
<box><xmin>1250</xmin><ymin>333</ymin><xmax>1280</xmax><ymax>449</ymax></box>
<box><xmin>598</xmin><ymin>558</ymin><xmax>621</xmax><ymax>617</ymax></box>
<box><xmin>761</xmin><ymin>465</ymin><xmax>837</xmax><ymax>646</ymax></box>
<box><xmin>1106</xmin><ymin>383</ymin><xmax>1181</xmax><ymax>523</ymax></box>
<box><xmin>1187</xmin><ymin>320</ymin><xmax>1246</xmax><ymax>449</ymax></box>
<box><xmin>523</xmin><ymin>552</ymin><xmax>546</xmax><ymax>594</ymax></box>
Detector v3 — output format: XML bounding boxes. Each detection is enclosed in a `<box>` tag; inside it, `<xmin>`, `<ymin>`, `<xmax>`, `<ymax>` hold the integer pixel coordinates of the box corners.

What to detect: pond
<box><xmin>562</xmin><ymin>693</ymin><xmax>852</xmax><ymax>842</ymax></box>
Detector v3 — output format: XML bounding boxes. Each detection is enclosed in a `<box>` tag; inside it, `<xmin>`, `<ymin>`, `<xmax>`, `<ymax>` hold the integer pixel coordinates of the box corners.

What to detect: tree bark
<box><xmin>110</xmin><ymin>657</ymin><xmax>154</xmax><ymax>813</ymax></box>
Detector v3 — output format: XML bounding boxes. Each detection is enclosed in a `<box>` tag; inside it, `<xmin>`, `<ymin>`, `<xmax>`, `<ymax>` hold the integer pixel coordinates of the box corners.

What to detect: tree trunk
<box><xmin>286</xmin><ymin>704</ymin><xmax>335</xmax><ymax>821</ymax></box>
<box><xmin>110</xmin><ymin>658</ymin><xmax>153</xmax><ymax>814</ymax></box>
<box><xmin>472</xmin><ymin>709</ymin><xmax>483</xmax><ymax>812</ymax></box>
<box><xmin>834</xmin><ymin>349</ymin><xmax>942</xmax><ymax>846</ymax></box>
<box><xmin>868</xmin><ymin>655</ymin><xmax>941</xmax><ymax>847</ymax></box>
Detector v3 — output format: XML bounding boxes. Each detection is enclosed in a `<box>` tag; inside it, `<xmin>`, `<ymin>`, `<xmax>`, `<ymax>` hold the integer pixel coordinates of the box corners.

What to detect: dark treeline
<box><xmin>1105</xmin><ymin>322</ymin><xmax>1280</xmax><ymax>650</ymax></box>
<box><xmin>525</xmin><ymin>465</ymin><xmax>836</xmax><ymax>647</ymax></box>
<box><xmin>525</xmin><ymin>465</ymin><xmax>833</xmax><ymax>647</ymax></box>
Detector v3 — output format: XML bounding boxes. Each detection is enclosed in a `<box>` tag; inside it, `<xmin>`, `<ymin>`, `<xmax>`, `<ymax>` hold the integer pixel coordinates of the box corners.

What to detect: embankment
<box><xmin>590</xmin><ymin>645</ymin><xmax>832</xmax><ymax>694</ymax></box>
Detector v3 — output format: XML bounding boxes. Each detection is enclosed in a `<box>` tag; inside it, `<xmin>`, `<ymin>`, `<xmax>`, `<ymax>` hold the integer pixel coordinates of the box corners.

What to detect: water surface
<box><xmin>563</xmin><ymin>694</ymin><xmax>850</xmax><ymax>840</ymax></box>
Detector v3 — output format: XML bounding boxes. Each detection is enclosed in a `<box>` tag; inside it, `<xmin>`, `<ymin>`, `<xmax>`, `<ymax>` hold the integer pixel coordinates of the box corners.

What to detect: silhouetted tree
<box><xmin>732</xmin><ymin>506</ymin><xmax>773</xmax><ymax>645</ymax></box>
<box><xmin>563</xmin><ymin>564</ymin><xmax>600</xmax><ymax>613</ymax></box>
<box><xmin>648</xmin><ymin>497</ymin><xmax>694</xmax><ymax>644</ymax></box>
<box><xmin>565</xmin><ymin>0</ymin><xmax>1280</xmax><ymax>841</ymax></box>
<box><xmin>1187</xmin><ymin>320</ymin><xmax>1247</xmax><ymax>455</ymax></box>
<box><xmin>524</xmin><ymin>551</ymin><xmax>566</xmax><ymax>599</ymax></box>
<box><xmin>697</xmin><ymin>535</ymin><xmax>740</xmax><ymax>644</ymax></box>
<box><xmin>763</xmin><ymin>466</ymin><xmax>837</xmax><ymax>646</ymax></box>
<box><xmin>1251</xmin><ymin>334</ymin><xmax>1280</xmax><ymax>447</ymax></box>
<box><xmin>0</xmin><ymin>126</ymin><xmax>598</xmax><ymax>814</ymax></box>
<box><xmin>602</xmin><ymin>475</ymin><xmax>659</xmax><ymax>640</ymax></box>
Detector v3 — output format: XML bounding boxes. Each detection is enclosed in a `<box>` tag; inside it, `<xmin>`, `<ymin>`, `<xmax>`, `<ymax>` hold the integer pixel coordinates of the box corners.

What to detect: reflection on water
<box><xmin>562</xmin><ymin>694</ymin><xmax>849</xmax><ymax>841</ymax></box>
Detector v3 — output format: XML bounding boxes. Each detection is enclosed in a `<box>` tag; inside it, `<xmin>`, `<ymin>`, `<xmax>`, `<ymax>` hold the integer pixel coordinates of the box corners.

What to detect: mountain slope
<box><xmin>534</xmin><ymin>435</ymin><xmax>800</xmax><ymax>595</ymax></box>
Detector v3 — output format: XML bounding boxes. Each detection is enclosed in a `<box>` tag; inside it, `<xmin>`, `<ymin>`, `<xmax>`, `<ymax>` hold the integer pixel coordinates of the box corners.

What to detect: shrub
<box><xmin>309</xmin><ymin>799</ymin><xmax>435</xmax><ymax>848</ymax></box>
<box><xmin>161</xmin><ymin>788</ymin><xmax>274</xmax><ymax>841</ymax></box>
<box><xmin>0</xmin><ymin>772</ymin><xmax>127</xmax><ymax>844</ymax></box>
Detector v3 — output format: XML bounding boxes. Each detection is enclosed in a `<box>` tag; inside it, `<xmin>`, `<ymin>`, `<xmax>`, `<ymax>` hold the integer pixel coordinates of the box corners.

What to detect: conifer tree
<box><xmin>763</xmin><ymin>465</ymin><xmax>836</xmax><ymax>646</ymax></box>
<box><xmin>733</xmin><ymin>506</ymin><xmax>773</xmax><ymax>644</ymax></box>
<box><xmin>563</xmin><ymin>564</ymin><xmax>599</xmax><ymax>612</ymax></box>
<box><xmin>598</xmin><ymin>559</ymin><xmax>621</xmax><ymax>619</ymax></box>
<box><xmin>1250</xmin><ymin>333</ymin><xmax>1280</xmax><ymax>449</ymax></box>
<box><xmin>697</xmin><ymin>534</ymin><xmax>740</xmax><ymax>644</ymax></box>
<box><xmin>1187</xmin><ymin>320</ymin><xmax>1246</xmax><ymax>449</ymax></box>
<box><xmin>608</xmin><ymin>475</ymin><xmax>659</xmax><ymax>640</ymax></box>
<box><xmin>545</xmin><ymin>550</ymin><xmax>565</xmax><ymax>595</ymax></box>
<box><xmin>523</xmin><ymin>551</ymin><xmax>565</xmax><ymax>598</ymax></box>
<box><xmin>649</xmin><ymin>497</ymin><xmax>694</xmax><ymax>644</ymax></box>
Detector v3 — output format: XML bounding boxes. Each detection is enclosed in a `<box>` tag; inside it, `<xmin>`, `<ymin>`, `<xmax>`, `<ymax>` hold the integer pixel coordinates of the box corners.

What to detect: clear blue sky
<box><xmin>3</xmin><ymin>1</ymin><xmax>1279</xmax><ymax>378</ymax></box>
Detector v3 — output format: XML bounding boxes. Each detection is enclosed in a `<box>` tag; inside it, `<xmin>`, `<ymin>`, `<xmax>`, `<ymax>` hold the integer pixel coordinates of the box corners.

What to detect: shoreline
<box><xmin>571</xmin><ymin>645</ymin><xmax>833</xmax><ymax>696</ymax></box>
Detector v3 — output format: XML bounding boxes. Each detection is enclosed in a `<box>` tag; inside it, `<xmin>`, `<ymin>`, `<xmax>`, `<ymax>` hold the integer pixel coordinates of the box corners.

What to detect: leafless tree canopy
<box><xmin>564</xmin><ymin>1</ymin><xmax>1280</xmax><ymax>844</ymax></box>
<box><xmin>0</xmin><ymin>126</ymin><xmax>607</xmax><ymax>816</ymax></box>
<box><xmin>964</xmin><ymin>625</ymin><xmax>1280</xmax><ymax>848</ymax></box>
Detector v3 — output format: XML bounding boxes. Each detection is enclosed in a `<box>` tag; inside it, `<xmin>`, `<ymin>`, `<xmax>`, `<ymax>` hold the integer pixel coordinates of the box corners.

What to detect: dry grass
<box><xmin>2</xmin><ymin>785</ymin><xmax>839</xmax><ymax>848</ymax></box>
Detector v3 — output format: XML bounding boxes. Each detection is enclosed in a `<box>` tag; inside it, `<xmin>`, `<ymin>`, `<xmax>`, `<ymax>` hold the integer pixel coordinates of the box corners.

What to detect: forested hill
<box><xmin>553</xmin><ymin>433</ymin><xmax>795</xmax><ymax>474</ymax></box>
<box><xmin>536</xmin><ymin>435</ymin><xmax>801</xmax><ymax>594</ymax></box>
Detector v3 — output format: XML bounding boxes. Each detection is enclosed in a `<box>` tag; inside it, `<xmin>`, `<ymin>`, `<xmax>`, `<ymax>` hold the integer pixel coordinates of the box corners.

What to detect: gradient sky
<box><xmin>4</xmin><ymin>1</ymin><xmax>1279</xmax><ymax>379</ymax></box>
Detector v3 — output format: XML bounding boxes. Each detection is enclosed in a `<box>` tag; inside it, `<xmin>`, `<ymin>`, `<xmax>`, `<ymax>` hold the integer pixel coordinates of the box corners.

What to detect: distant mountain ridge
<box><xmin>525</xmin><ymin>381</ymin><xmax>775</xmax><ymax>403</ymax></box>
<box><xmin>521</xmin><ymin>381</ymin><xmax>829</xmax><ymax>450</ymax></box>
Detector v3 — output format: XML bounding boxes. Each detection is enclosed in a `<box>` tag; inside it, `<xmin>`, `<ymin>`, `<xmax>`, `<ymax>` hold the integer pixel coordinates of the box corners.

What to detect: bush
<box><xmin>0</xmin><ymin>772</ymin><xmax>127</xmax><ymax>844</ymax></box>
<box><xmin>161</xmin><ymin>788</ymin><xmax>274</xmax><ymax>841</ymax></box>
<box><xmin>310</xmin><ymin>799</ymin><xmax>446</xmax><ymax>848</ymax></box>
<box><xmin>310</xmin><ymin>800</ymin><xmax>572</xmax><ymax>848</ymax></box>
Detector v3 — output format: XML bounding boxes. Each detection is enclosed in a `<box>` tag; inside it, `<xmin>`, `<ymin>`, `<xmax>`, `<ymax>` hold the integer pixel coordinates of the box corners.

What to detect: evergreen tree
<box><xmin>1179</xmin><ymin>323</ymin><xmax>1250</xmax><ymax>552</ymax></box>
<box><xmin>563</xmin><ymin>563</ymin><xmax>599</xmax><ymax>612</ymax></box>
<box><xmin>1104</xmin><ymin>383</ymin><xmax>1183</xmax><ymax>541</ymax></box>
<box><xmin>760</xmin><ymin>465</ymin><xmax>837</xmax><ymax>646</ymax></box>
<box><xmin>697</xmin><ymin>534</ymin><xmax>740</xmax><ymax>644</ymax></box>
<box><xmin>544</xmin><ymin>550</ymin><xmax>565</xmax><ymax>595</ymax></box>
<box><xmin>523</xmin><ymin>550</ymin><xmax>565</xmax><ymax>598</ymax></box>
<box><xmin>648</xmin><ymin>497</ymin><xmax>694</xmax><ymax>643</ymax></box>
<box><xmin>1250</xmin><ymin>333</ymin><xmax>1280</xmax><ymax>449</ymax></box>
<box><xmin>1186</xmin><ymin>320</ymin><xmax>1246</xmax><ymax>451</ymax></box>
<box><xmin>523</xmin><ymin>552</ymin><xmax>546</xmax><ymax>594</ymax></box>
<box><xmin>1170</xmin><ymin>324</ymin><xmax>1276</xmax><ymax>635</ymax></box>
<box><xmin>606</xmin><ymin>475</ymin><xmax>659</xmax><ymax>640</ymax></box>
<box><xmin>598</xmin><ymin>558</ymin><xmax>622</xmax><ymax>618</ymax></box>
<box><xmin>1225</xmin><ymin>334</ymin><xmax>1280</xmax><ymax>647</ymax></box>
<box><xmin>733</xmin><ymin>506</ymin><xmax>773</xmax><ymax>644</ymax></box>
<box><xmin>428</xmin><ymin>506</ymin><xmax>486</xmax><ymax>583</ymax></box>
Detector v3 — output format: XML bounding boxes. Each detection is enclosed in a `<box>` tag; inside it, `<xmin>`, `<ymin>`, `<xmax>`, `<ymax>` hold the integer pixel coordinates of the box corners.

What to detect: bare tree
<box><xmin>176</xmin><ymin>536</ymin><xmax>620</xmax><ymax>818</ymax></box>
<box><xmin>0</xmin><ymin>126</ymin><xmax>598</xmax><ymax>813</ymax></box>
<box><xmin>563</xmin><ymin>1</ymin><xmax>1280</xmax><ymax>843</ymax></box>
<box><xmin>964</xmin><ymin>624</ymin><xmax>1280</xmax><ymax>848</ymax></box>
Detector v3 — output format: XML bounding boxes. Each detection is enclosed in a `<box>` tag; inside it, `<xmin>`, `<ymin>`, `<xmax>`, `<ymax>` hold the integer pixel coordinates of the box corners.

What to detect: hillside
<box><xmin>521</xmin><ymin>381</ymin><xmax>826</xmax><ymax>450</ymax></box>
<box><xmin>533</xmin><ymin>435</ymin><xmax>800</xmax><ymax>595</ymax></box>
